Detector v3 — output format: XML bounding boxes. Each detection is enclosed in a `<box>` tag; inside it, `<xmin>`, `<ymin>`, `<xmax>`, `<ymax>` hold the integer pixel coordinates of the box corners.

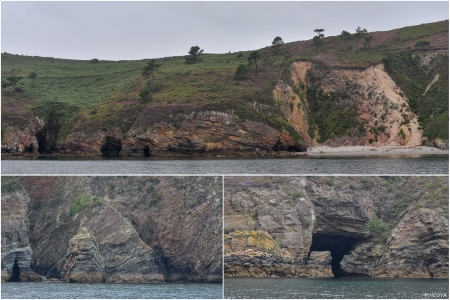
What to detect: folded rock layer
<box><xmin>1</xmin><ymin>177</ymin><xmax>222</xmax><ymax>283</ymax></box>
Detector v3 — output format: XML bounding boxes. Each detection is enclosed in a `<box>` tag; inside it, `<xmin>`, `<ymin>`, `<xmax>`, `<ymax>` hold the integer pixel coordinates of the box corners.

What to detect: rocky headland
<box><xmin>224</xmin><ymin>176</ymin><xmax>449</xmax><ymax>279</ymax></box>
<box><xmin>2</xmin><ymin>44</ymin><xmax>448</xmax><ymax>156</ymax></box>
<box><xmin>1</xmin><ymin>176</ymin><xmax>222</xmax><ymax>283</ymax></box>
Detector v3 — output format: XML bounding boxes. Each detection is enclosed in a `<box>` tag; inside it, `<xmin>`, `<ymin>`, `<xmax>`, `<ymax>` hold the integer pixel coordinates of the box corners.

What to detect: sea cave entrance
<box><xmin>143</xmin><ymin>146</ymin><xmax>151</xmax><ymax>157</ymax></box>
<box><xmin>36</xmin><ymin>130</ymin><xmax>49</xmax><ymax>154</ymax></box>
<box><xmin>101</xmin><ymin>137</ymin><xmax>122</xmax><ymax>156</ymax></box>
<box><xmin>309</xmin><ymin>233</ymin><xmax>358</xmax><ymax>277</ymax></box>
<box><xmin>9</xmin><ymin>260</ymin><xmax>20</xmax><ymax>282</ymax></box>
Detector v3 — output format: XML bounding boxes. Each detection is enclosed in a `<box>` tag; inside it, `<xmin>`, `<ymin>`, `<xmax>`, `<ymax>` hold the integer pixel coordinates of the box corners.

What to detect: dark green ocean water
<box><xmin>224</xmin><ymin>277</ymin><xmax>449</xmax><ymax>299</ymax></box>
<box><xmin>2</xmin><ymin>155</ymin><xmax>448</xmax><ymax>174</ymax></box>
<box><xmin>1</xmin><ymin>282</ymin><xmax>222</xmax><ymax>299</ymax></box>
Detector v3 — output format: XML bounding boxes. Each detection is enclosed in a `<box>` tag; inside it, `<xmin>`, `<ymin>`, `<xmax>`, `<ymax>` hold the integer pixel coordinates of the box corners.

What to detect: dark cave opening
<box><xmin>36</xmin><ymin>114</ymin><xmax>62</xmax><ymax>154</ymax></box>
<box><xmin>36</xmin><ymin>131</ymin><xmax>48</xmax><ymax>154</ymax></box>
<box><xmin>143</xmin><ymin>146</ymin><xmax>151</xmax><ymax>157</ymax></box>
<box><xmin>24</xmin><ymin>144</ymin><xmax>35</xmax><ymax>153</ymax></box>
<box><xmin>287</xmin><ymin>145</ymin><xmax>302</xmax><ymax>152</ymax></box>
<box><xmin>309</xmin><ymin>234</ymin><xmax>358</xmax><ymax>277</ymax></box>
<box><xmin>101</xmin><ymin>137</ymin><xmax>122</xmax><ymax>156</ymax></box>
<box><xmin>272</xmin><ymin>141</ymin><xmax>307</xmax><ymax>152</ymax></box>
<box><xmin>9</xmin><ymin>260</ymin><xmax>20</xmax><ymax>282</ymax></box>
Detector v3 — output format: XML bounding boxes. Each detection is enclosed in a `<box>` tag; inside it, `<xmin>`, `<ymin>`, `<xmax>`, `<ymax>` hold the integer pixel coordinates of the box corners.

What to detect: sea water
<box><xmin>1</xmin><ymin>282</ymin><xmax>222</xmax><ymax>299</ymax></box>
<box><xmin>2</xmin><ymin>155</ymin><xmax>448</xmax><ymax>174</ymax></box>
<box><xmin>224</xmin><ymin>277</ymin><xmax>449</xmax><ymax>299</ymax></box>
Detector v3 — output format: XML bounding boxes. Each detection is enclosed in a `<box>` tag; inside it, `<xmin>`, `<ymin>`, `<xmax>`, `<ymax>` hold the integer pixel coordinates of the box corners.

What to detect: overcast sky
<box><xmin>1</xmin><ymin>1</ymin><xmax>448</xmax><ymax>61</ymax></box>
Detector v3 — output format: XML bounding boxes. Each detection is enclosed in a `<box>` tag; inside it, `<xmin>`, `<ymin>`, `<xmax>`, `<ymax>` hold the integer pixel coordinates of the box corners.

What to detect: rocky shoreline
<box><xmin>1</xmin><ymin>145</ymin><xmax>447</xmax><ymax>158</ymax></box>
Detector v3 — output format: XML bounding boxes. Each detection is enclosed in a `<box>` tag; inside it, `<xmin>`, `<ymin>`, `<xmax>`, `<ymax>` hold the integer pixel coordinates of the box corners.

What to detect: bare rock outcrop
<box><xmin>273</xmin><ymin>78</ymin><xmax>315</xmax><ymax>147</ymax></box>
<box><xmin>341</xmin><ymin>208</ymin><xmax>449</xmax><ymax>278</ymax></box>
<box><xmin>58</xmin><ymin>108</ymin><xmax>304</xmax><ymax>156</ymax></box>
<box><xmin>121</xmin><ymin>110</ymin><xmax>284</xmax><ymax>156</ymax></box>
<box><xmin>224</xmin><ymin>232</ymin><xmax>333</xmax><ymax>278</ymax></box>
<box><xmin>305</xmin><ymin>63</ymin><xmax>422</xmax><ymax>147</ymax></box>
<box><xmin>13</xmin><ymin>176</ymin><xmax>222</xmax><ymax>283</ymax></box>
<box><xmin>61</xmin><ymin>227</ymin><xmax>105</xmax><ymax>283</ymax></box>
<box><xmin>307</xmin><ymin>251</ymin><xmax>333</xmax><ymax>278</ymax></box>
<box><xmin>1</xmin><ymin>120</ymin><xmax>43</xmax><ymax>155</ymax></box>
<box><xmin>1</xmin><ymin>181</ymin><xmax>32</xmax><ymax>282</ymax></box>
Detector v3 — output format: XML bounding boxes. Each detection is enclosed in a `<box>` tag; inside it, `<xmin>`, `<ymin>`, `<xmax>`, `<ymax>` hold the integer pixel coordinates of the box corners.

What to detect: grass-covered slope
<box><xmin>2</xmin><ymin>20</ymin><xmax>448</xmax><ymax>147</ymax></box>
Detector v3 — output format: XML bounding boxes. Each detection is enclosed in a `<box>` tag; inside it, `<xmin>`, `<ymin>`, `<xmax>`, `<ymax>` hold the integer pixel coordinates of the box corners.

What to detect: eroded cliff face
<box><xmin>342</xmin><ymin>208</ymin><xmax>449</xmax><ymax>278</ymax></box>
<box><xmin>2</xmin><ymin>107</ymin><xmax>303</xmax><ymax>157</ymax></box>
<box><xmin>61</xmin><ymin>227</ymin><xmax>105</xmax><ymax>283</ymax></box>
<box><xmin>278</xmin><ymin>61</ymin><xmax>426</xmax><ymax>147</ymax></box>
<box><xmin>119</xmin><ymin>109</ymin><xmax>288</xmax><ymax>156</ymax></box>
<box><xmin>1</xmin><ymin>179</ymin><xmax>33</xmax><ymax>282</ymax></box>
<box><xmin>224</xmin><ymin>176</ymin><xmax>449</xmax><ymax>279</ymax></box>
<box><xmin>2</xmin><ymin>49</ymin><xmax>447</xmax><ymax>156</ymax></box>
<box><xmin>1</xmin><ymin>119</ymin><xmax>44</xmax><ymax>155</ymax></box>
<box><xmin>2</xmin><ymin>53</ymin><xmax>447</xmax><ymax>156</ymax></box>
<box><xmin>1</xmin><ymin>177</ymin><xmax>222</xmax><ymax>283</ymax></box>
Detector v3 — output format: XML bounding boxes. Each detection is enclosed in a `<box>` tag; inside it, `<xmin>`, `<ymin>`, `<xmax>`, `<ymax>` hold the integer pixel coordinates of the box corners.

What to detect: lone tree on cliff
<box><xmin>272</xmin><ymin>36</ymin><xmax>284</xmax><ymax>46</ymax></box>
<box><xmin>271</xmin><ymin>36</ymin><xmax>284</xmax><ymax>55</ymax></box>
<box><xmin>314</xmin><ymin>29</ymin><xmax>324</xmax><ymax>37</ymax></box>
<box><xmin>313</xmin><ymin>29</ymin><xmax>325</xmax><ymax>45</ymax></box>
<box><xmin>247</xmin><ymin>51</ymin><xmax>262</xmax><ymax>73</ymax></box>
<box><xmin>28</xmin><ymin>71</ymin><xmax>37</xmax><ymax>87</ymax></box>
<box><xmin>185</xmin><ymin>46</ymin><xmax>204</xmax><ymax>64</ymax></box>
<box><xmin>355</xmin><ymin>26</ymin><xmax>368</xmax><ymax>36</ymax></box>
<box><xmin>142</xmin><ymin>59</ymin><xmax>161</xmax><ymax>91</ymax></box>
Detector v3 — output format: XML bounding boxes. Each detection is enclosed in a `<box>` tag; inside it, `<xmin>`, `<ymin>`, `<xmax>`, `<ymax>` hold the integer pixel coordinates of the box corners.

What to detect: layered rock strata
<box><xmin>61</xmin><ymin>227</ymin><xmax>105</xmax><ymax>283</ymax></box>
<box><xmin>2</xmin><ymin>176</ymin><xmax>222</xmax><ymax>283</ymax></box>
<box><xmin>341</xmin><ymin>208</ymin><xmax>449</xmax><ymax>278</ymax></box>
<box><xmin>1</xmin><ymin>183</ymin><xmax>32</xmax><ymax>282</ymax></box>
<box><xmin>224</xmin><ymin>176</ymin><xmax>449</xmax><ymax>278</ymax></box>
<box><xmin>224</xmin><ymin>230</ymin><xmax>333</xmax><ymax>278</ymax></box>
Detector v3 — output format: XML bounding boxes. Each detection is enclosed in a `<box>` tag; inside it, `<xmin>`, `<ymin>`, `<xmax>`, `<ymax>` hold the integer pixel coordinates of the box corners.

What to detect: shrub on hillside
<box><xmin>367</xmin><ymin>215</ymin><xmax>388</xmax><ymax>235</ymax></box>
<box><xmin>234</xmin><ymin>64</ymin><xmax>249</xmax><ymax>80</ymax></box>
<box><xmin>139</xmin><ymin>86</ymin><xmax>152</xmax><ymax>102</ymax></box>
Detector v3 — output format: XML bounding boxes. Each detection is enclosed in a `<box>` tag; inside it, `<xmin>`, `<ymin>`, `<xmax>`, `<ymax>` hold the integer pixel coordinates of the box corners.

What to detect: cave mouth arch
<box><xmin>24</xmin><ymin>144</ymin><xmax>35</xmax><ymax>153</ymax></box>
<box><xmin>309</xmin><ymin>233</ymin><xmax>358</xmax><ymax>277</ymax></box>
<box><xmin>9</xmin><ymin>260</ymin><xmax>20</xmax><ymax>282</ymax></box>
<box><xmin>101</xmin><ymin>137</ymin><xmax>122</xmax><ymax>156</ymax></box>
<box><xmin>36</xmin><ymin>131</ymin><xmax>47</xmax><ymax>153</ymax></box>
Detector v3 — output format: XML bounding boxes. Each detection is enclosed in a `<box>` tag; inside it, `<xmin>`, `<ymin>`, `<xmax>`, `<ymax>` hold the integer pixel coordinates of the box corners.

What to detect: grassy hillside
<box><xmin>2</xmin><ymin>20</ymin><xmax>448</xmax><ymax>142</ymax></box>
